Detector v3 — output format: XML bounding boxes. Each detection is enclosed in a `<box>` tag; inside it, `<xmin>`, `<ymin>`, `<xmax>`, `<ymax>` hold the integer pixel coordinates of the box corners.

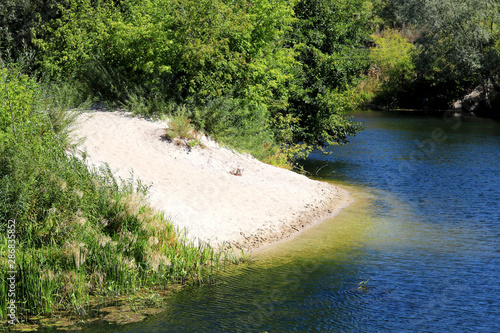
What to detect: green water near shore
<box><xmin>255</xmin><ymin>185</ymin><xmax>375</xmax><ymax>262</ymax></box>
<box><xmin>77</xmin><ymin>110</ymin><xmax>500</xmax><ymax>332</ymax></box>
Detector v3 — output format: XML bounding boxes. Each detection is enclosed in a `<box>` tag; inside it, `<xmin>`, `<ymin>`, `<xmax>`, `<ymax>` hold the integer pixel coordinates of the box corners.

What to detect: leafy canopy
<box><xmin>394</xmin><ymin>0</ymin><xmax>500</xmax><ymax>89</ymax></box>
<box><xmin>29</xmin><ymin>0</ymin><xmax>372</xmax><ymax>160</ymax></box>
<box><xmin>369</xmin><ymin>29</ymin><xmax>416</xmax><ymax>107</ymax></box>
<box><xmin>286</xmin><ymin>0</ymin><xmax>369</xmax><ymax>147</ymax></box>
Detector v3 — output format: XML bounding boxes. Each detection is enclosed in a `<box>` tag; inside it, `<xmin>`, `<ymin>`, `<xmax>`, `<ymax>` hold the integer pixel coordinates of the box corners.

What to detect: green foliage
<box><xmin>0</xmin><ymin>66</ymin><xmax>229</xmax><ymax>321</ymax></box>
<box><xmin>188</xmin><ymin>97</ymin><xmax>274</xmax><ymax>154</ymax></box>
<box><xmin>28</xmin><ymin>0</ymin><xmax>371</xmax><ymax>162</ymax></box>
<box><xmin>33</xmin><ymin>0</ymin><xmax>121</xmax><ymax>82</ymax></box>
<box><xmin>369</xmin><ymin>29</ymin><xmax>416</xmax><ymax>107</ymax></box>
<box><xmin>394</xmin><ymin>0</ymin><xmax>500</xmax><ymax>108</ymax></box>
<box><xmin>286</xmin><ymin>0</ymin><xmax>368</xmax><ymax>147</ymax></box>
<box><xmin>370</xmin><ymin>30</ymin><xmax>415</xmax><ymax>80</ymax></box>
<box><xmin>0</xmin><ymin>63</ymin><xmax>91</xmax><ymax>147</ymax></box>
<box><xmin>165</xmin><ymin>109</ymin><xmax>196</xmax><ymax>141</ymax></box>
<box><xmin>38</xmin><ymin>79</ymin><xmax>94</xmax><ymax>147</ymax></box>
<box><xmin>0</xmin><ymin>65</ymin><xmax>38</xmax><ymax>142</ymax></box>
<box><xmin>33</xmin><ymin>0</ymin><xmax>296</xmax><ymax>104</ymax></box>
<box><xmin>0</xmin><ymin>0</ymin><xmax>44</xmax><ymax>67</ymax></box>
<box><xmin>364</xmin><ymin>0</ymin><xmax>397</xmax><ymax>31</ymax></box>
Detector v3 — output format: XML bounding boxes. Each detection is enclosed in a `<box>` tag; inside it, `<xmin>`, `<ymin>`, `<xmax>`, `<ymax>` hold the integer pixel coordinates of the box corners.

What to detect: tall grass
<box><xmin>0</xmin><ymin>66</ymin><xmax>233</xmax><ymax>324</ymax></box>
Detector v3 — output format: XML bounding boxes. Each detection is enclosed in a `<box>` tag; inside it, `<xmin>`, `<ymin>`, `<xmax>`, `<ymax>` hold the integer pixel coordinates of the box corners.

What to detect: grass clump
<box><xmin>164</xmin><ymin>108</ymin><xmax>203</xmax><ymax>149</ymax></box>
<box><xmin>0</xmin><ymin>65</ymin><xmax>230</xmax><ymax>326</ymax></box>
<box><xmin>165</xmin><ymin>110</ymin><xmax>195</xmax><ymax>141</ymax></box>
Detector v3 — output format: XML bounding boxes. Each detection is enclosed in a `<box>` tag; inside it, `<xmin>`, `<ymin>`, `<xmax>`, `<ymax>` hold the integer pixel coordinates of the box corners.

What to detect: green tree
<box><xmin>33</xmin><ymin>0</ymin><xmax>123</xmax><ymax>87</ymax></box>
<box><xmin>394</xmin><ymin>0</ymin><xmax>500</xmax><ymax>108</ymax></box>
<box><xmin>31</xmin><ymin>0</ymin><xmax>371</xmax><ymax>161</ymax></box>
<box><xmin>369</xmin><ymin>29</ymin><xmax>416</xmax><ymax>107</ymax></box>
<box><xmin>0</xmin><ymin>0</ymin><xmax>68</xmax><ymax>71</ymax></box>
<box><xmin>286</xmin><ymin>0</ymin><xmax>369</xmax><ymax>147</ymax></box>
<box><xmin>365</xmin><ymin>0</ymin><xmax>398</xmax><ymax>31</ymax></box>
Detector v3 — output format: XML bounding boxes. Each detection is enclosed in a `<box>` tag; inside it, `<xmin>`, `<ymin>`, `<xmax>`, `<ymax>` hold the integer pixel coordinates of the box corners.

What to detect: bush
<box><xmin>286</xmin><ymin>0</ymin><xmax>368</xmax><ymax>147</ymax></box>
<box><xmin>369</xmin><ymin>29</ymin><xmax>416</xmax><ymax>107</ymax></box>
<box><xmin>0</xmin><ymin>66</ymin><xmax>228</xmax><ymax>322</ymax></box>
<box><xmin>165</xmin><ymin>108</ymin><xmax>201</xmax><ymax>149</ymax></box>
<box><xmin>30</xmin><ymin>0</ymin><xmax>369</xmax><ymax>163</ymax></box>
<box><xmin>0</xmin><ymin>65</ymin><xmax>39</xmax><ymax>142</ymax></box>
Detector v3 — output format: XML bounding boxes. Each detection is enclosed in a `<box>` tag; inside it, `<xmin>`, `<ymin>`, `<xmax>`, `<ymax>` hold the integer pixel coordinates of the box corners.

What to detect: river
<box><xmin>83</xmin><ymin>111</ymin><xmax>500</xmax><ymax>332</ymax></box>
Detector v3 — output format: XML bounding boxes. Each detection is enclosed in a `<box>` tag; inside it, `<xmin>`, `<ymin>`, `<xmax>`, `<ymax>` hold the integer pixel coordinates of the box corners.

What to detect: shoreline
<box><xmin>247</xmin><ymin>187</ymin><xmax>354</xmax><ymax>253</ymax></box>
<box><xmin>73</xmin><ymin>110</ymin><xmax>353</xmax><ymax>252</ymax></box>
<box><xmin>4</xmin><ymin>111</ymin><xmax>353</xmax><ymax>331</ymax></box>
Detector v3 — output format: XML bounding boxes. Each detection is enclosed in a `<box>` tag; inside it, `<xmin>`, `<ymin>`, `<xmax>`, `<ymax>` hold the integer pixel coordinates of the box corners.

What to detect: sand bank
<box><xmin>73</xmin><ymin>111</ymin><xmax>353</xmax><ymax>251</ymax></box>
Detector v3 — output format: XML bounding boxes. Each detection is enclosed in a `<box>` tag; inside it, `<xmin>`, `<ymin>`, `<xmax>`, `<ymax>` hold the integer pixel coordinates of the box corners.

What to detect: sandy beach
<box><xmin>73</xmin><ymin>111</ymin><xmax>353</xmax><ymax>251</ymax></box>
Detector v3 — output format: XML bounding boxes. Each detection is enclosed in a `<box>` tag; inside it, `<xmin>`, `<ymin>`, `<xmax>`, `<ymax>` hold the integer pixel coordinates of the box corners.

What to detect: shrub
<box><xmin>165</xmin><ymin>109</ymin><xmax>195</xmax><ymax>141</ymax></box>
<box><xmin>369</xmin><ymin>29</ymin><xmax>416</xmax><ymax>107</ymax></box>
<box><xmin>286</xmin><ymin>0</ymin><xmax>368</xmax><ymax>147</ymax></box>
<box><xmin>0</xmin><ymin>65</ymin><xmax>38</xmax><ymax>141</ymax></box>
<box><xmin>28</xmin><ymin>0</ymin><xmax>371</xmax><ymax>165</ymax></box>
<box><xmin>0</xmin><ymin>65</ymin><xmax>228</xmax><ymax>322</ymax></box>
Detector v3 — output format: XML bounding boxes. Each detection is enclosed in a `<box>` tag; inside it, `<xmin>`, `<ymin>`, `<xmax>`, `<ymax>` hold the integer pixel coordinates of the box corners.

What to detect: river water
<box><xmin>86</xmin><ymin>111</ymin><xmax>500</xmax><ymax>332</ymax></box>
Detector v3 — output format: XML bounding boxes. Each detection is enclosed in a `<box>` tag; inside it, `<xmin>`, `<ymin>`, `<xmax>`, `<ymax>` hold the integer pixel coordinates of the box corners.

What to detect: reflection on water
<box><xmin>83</xmin><ymin>111</ymin><xmax>500</xmax><ymax>332</ymax></box>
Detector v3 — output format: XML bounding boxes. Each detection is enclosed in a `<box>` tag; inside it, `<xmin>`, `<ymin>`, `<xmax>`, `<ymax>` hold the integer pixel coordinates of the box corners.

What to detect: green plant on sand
<box><xmin>165</xmin><ymin>110</ymin><xmax>203</xmax><ymax>148</ymax></box>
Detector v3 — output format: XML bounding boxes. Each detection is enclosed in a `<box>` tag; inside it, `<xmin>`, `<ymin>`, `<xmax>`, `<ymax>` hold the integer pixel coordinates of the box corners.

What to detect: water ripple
<box><xmin>81</xmin><ymin>112</ymin><xmax>500</xmax><ymax>333</ymax></box>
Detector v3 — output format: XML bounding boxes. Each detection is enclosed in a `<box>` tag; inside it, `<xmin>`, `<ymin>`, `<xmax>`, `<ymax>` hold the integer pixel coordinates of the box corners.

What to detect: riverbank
<box><xmin>73</xmin><ymin>111</ymin><xmax>353</xmax><ymax>251</ymax></box>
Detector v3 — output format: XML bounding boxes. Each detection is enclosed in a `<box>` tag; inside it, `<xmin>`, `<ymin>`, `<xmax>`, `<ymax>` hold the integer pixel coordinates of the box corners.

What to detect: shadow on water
<box><xmin>78</xmin><ymin>111</ymin><xmax>500</xmax><ymax>332</ymax></box>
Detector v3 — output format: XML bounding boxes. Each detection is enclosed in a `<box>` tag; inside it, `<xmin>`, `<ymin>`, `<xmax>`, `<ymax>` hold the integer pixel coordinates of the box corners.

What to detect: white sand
<box><xmin>73</xmin><ymin>111</ymin><xmax>353</xmax><ymax>251</ymax></box>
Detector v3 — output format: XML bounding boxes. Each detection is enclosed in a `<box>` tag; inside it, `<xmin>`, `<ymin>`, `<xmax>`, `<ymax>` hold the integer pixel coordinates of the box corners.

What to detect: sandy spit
<box><xmin>72</xmin><ymin>111</ymin><xmax>353</xmax><ymax>251</ymax></box>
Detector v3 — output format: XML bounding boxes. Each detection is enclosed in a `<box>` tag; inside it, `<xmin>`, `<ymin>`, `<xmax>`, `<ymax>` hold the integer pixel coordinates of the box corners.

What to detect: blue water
<box><xmin>84</xmin><ymin>111</ymin><xmax>500</xmax><ymax>332</ymax></box>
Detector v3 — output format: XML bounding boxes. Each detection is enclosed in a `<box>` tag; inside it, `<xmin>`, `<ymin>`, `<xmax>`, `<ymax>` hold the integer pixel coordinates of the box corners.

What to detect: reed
<box><xmin>0</xmin><ymin>67</ymin><xmax>235</xmax><ymax>325</ymax></box>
